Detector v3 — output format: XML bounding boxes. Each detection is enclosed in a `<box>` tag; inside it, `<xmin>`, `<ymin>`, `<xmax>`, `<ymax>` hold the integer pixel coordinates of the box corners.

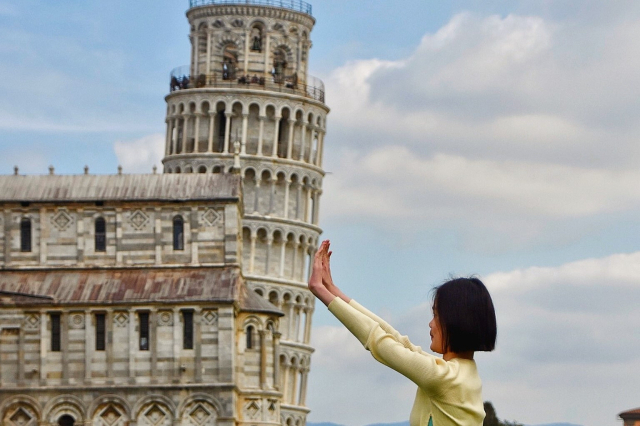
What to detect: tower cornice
<box><xmin>187</xmin><ymin>4</ymin><xmax>315</xmax><ymax>28</ymax></box>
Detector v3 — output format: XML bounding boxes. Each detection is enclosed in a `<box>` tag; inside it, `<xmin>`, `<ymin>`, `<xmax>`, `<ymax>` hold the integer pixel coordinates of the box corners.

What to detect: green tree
<box><xmin>483</xmin><ymin>402</ymin><xmax>500</xmax><ymax>426</ymax></box>
<box><xmin>483</xmin><ymin>401</ymin><xmax>523</xmax><ymax>426</ymax></box>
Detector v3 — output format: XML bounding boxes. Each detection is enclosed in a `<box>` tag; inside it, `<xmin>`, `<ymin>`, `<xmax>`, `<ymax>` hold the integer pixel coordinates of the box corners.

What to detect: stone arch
<box><xmin>249</xmin><ymin>20</ymin><xmax>265</xmax><ymax>53</ymax></box>
<box><xmin>215</xmin><ymin>33</ymin><xmax>242</xmax><ymax>52</ymax></box>
<box><xmin>133</xmin><ymin>396</ymin><xmax>176</xmax><ymax>426</ymax></box>
<box><xmin>271</xmin><ymin>42</ymin><xmax>295</xmax><ymax>64</ymax></box>
<box><xmin>89</xmin><ymin>395</ymin><xmax>131</xmax><ymax>426</ymax></box>
<box><xmin>178</xmin><ymin>395</ymin><xmax>222</xmax><ymax>426</ymax></box>
<box><xmin>263</xmin><ymin>102</ymin><xmax>277</xmax><ymax>117</ymax></box>
<box><xmin>44</xmin><ymin>395</ymin><xmax>86</xmax><ymax>426</ymax></box>
<box><xmin>200</xmin><ymin>100</ymin><xmax>211</xmax><ymax>114</ymax></box>
<box><xmin>197</xmin><ymin>165</ymin><xmax>207</xmax><ymax>173</ymax></box>
<box><xmin>243</xmin><ymin>315</ymin><xmax>263</xmax><ymax>330</ymax></box>
<box><xmin>268</xmin><ymin>289</ymin><xmax>280</xmax><ymax>307</ymax></box>
<box><xmin>1</xmin><ymin>395</ymin><xmax>41</xmax><ymax>426</ymax></box>
<box><xmin>242</xmin><ymin>166</ymin><xmax>257</xmax><ymax>179</ymax></box>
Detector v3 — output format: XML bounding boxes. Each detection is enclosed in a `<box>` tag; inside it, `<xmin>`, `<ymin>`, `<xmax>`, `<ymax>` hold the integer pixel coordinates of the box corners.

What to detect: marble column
<box><xmin>257</xmin><ymin>115</ymin><xmax>265</xmax><ymax>156</ymax></box>
<box><xmin>271</xmin><ymin>116</ymin><xmax>281</xmax><ymax>157</ymax></box>
<box><xmin>223</xmin><ymin>112</ymin><xmax>232</xmax><ymax>154</ymax></box>
<box><xmin>286</xmin><ymin>118</ymin><xmax>295</xmax><ymax>159</ymax></box>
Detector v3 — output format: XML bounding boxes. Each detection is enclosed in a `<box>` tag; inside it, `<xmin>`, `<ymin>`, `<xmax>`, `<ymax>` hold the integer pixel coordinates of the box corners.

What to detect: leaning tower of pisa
<box><xmin>162</xmin><ymin>1</ymin><xmax>328</xmax><ymax>424</ymax></box>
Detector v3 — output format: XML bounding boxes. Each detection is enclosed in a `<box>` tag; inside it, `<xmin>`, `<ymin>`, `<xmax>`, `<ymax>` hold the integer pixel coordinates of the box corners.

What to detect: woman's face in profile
<box><xmin>429</xmin><ymin>308</ymin><xmax>444</xmax><ymax>354</ymax></box>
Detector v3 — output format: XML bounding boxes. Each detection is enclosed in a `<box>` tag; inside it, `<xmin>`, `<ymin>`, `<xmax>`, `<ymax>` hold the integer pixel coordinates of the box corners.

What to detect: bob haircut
<box><xmin>432</xmin><ymin>277</ymin><xmax>497</xmax><ymax>353</ymax></box>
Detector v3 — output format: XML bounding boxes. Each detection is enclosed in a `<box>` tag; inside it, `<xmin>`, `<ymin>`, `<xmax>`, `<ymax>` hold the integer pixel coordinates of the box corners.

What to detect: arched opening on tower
<box><xmin>285</xmin><ymin>232</ymin><xmax>296</xmax><ymax>279</ymax></box>
<box><xmin>273</xmin><ymin>49</ymin><xmax>287</xmax><ymax>84</ymax></box>
<box><xmin>250</xmin><ymin>23</ymin><xmax>264</xmax><ymax>52</ymax></box>
<box><xmin>176</xmin><ymin>104</ymin><xmax>185</xmax><ymax>154</ymax></box>
<box><xmin>293</xmin><ymin>110</ymin><xmax>304</xmax><ymax>159</ymax></box>
<box><xmin>58</xmin><ymin>415</ymin><xmax>75</xmax><ymax>426</ymax></box>
<box><xmin>198</xmin><ymin>101</ymin><xmax>210</xmax><ymax>152</ymax></box>
<box><xmin>222</xmin><ymin>45</ymin><xmax>238</xmax><ymax>80</ymax></box>
<box><xmin>186</xmin><ymin>102</ymin><xmax>196</xmax><ymax>153</ymax></box>
<box><xmin>256</xmin><ymin>227</ymin><xmax>269</xmax><ymax>275</ymax></box>
<box><xmin>243</xmin><ymin>168</ymin><xmax>257</xmax><ymax>212</ymax></box>
<box><xmin>278</xmin><ymin>108</ymin><xmax>290</xmax><ymax>158</ymax></box>
<box><xmin>242</xmin><ymin>227</ymin><xmax>252</xmax><ymax>269</ymax></box>
<box><xmin>216</xmin><ymin>101</ymin><xmax>226</xmax><ymax>153</ymax></box>
<box><xmin>246</xmin><ymin>103</ymin><xmax>260</xmax><ymax>155</ymax></box>
<box><xmin>272</xmin><ymin>230</ymin><xmax>284</xmax><ymax>277</ymax></box>
<box><xmin>265</xmin><ymin>105</ymin><xmax>277</xmax><ymax>156</ymax></box>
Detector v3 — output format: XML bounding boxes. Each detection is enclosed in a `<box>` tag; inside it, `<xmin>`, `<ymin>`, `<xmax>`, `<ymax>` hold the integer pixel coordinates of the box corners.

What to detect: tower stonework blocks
<box><xmin>0</xmin><ymin>2</ymin><xmax>327</xmax><ymax>426</ymax></box>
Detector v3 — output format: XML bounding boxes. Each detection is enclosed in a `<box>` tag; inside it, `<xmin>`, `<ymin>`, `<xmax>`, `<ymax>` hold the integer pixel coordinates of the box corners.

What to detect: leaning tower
<box><xmin>162</xmin><ymin>1</ymin><xmax>328</xmax><ymax>424</ymax></box>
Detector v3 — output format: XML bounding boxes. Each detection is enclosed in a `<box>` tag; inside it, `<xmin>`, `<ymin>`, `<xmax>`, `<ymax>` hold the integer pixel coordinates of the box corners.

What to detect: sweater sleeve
<box><xmin>328</xmin><ymin>298</ymin><xmax>454</xmax><ymax>395</ymax></box>
<box><xmin>347</xmin><ymin>299</ymin><xmax>425</xmax><ymax>353</ymax></box>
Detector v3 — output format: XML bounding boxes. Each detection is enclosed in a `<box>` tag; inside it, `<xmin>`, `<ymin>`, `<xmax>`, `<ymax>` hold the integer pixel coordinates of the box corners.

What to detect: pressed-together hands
<box><xmin>308</xmin><ymin>240</ymin><xmax>351</xmax><ymax>306</ymax></box>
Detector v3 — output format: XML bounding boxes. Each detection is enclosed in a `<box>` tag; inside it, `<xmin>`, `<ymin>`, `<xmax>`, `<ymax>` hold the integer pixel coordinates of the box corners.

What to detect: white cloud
<box><xmin>322</xmin><ymin>145</ymin><xmax>640</xmax><ymax>249</ymax></box>
<box><xmin>323</xmin><ymin>12</ymin><xmax>640</xmax><ymax>167</ymax></box>
<box><xmin>320</xmin><ymin>10</ymin><xmax>640</xmax><ymax>249</ymax></box>
<box><xmin>308</xmin><ymin>251</ymin><xmax>640</xmax><ymax>426</ymax></box>
<box><xmin>113</xmin><ymin>133</ymin><xmax>165</xmax><ymax>173</ymax></box>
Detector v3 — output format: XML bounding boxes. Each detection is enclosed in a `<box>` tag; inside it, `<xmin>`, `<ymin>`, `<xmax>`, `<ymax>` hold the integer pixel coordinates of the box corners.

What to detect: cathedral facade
<box><xmin>0</xmin><ymin>1</ymin><xmax>327</xmax><ymax>426</ymax></box>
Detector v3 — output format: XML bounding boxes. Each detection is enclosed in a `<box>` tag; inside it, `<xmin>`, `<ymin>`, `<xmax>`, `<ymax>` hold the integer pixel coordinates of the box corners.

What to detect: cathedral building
<box><xmin>0</xmin><ymin>1</ymin><xmax>328</xmax><ymax>426</ymax></box>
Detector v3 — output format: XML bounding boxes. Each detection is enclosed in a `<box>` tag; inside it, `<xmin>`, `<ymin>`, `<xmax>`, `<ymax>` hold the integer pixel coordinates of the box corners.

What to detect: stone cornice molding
<box><xmin>187</xmin><ymin>5</ymin><xmax>315</xmax><ymax>29</ymax></box>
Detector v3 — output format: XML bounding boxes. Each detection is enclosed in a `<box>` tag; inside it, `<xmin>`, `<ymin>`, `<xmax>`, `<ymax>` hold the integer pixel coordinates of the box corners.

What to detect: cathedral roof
<box><xmin>0</xmin><ymin>173</ymin><xmax>240</xmax><ymax>203</ymax></box>
<box><xmin>0</xmin><ymin>267</ymin><xmax>282</xmax><ymax>316</ymax></box>
<box><xmin>619</xmin><ymin>407</ymin><xmax>640</xmax><ymax>419</ymax></box>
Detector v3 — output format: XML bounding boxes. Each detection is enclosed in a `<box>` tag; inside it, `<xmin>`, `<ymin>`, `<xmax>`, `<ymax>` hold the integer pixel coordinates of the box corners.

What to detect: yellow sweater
<box><xmin>328</xmin><ymin>298</ymin><xmax>485</xmax><ymax>426</ymax></box>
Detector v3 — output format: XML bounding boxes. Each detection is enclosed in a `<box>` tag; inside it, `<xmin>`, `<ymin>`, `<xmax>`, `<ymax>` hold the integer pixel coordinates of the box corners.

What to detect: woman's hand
<box><xmin>320</xmin><ymin>240</ymin><xmax>351</xmax><ymax>303</ymax></box>
<box><xmin>308</xmin><ymin>241</ymin><xmax>336</xmax><ymax>306</ymax></box>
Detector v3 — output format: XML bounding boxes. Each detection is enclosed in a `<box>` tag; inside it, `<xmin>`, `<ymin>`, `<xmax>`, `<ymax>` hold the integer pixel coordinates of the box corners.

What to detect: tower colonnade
<box><xmin>163</xmin><ymin>95</ymin><xmax>326</xmax><ymax>172</ymax></box>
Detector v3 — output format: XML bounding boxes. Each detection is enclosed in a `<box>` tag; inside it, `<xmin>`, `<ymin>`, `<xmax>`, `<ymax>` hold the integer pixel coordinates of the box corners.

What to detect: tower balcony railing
<box><xmin>189</xmin><ymin>0</ymin><xmax>312</xmax><ymax>16</ymax></box>
<box><xmin>169</xmin><ymin>67</ymin><xmax>325</xmax><ymax>103</ymax></box>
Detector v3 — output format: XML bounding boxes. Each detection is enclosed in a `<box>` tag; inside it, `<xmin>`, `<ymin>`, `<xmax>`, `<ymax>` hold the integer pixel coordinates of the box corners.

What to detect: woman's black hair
<box><xmin>432</xmin><ymin>277</ymin><xmax>497</xmax><ymax>353</ymax></box>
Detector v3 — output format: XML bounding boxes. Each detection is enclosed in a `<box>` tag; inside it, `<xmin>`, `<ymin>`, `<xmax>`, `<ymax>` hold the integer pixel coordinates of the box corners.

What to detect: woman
<box><xmin>308</xmin><ymin>240</ymin><xmax>497</xmax><ymax>426</ymax></box>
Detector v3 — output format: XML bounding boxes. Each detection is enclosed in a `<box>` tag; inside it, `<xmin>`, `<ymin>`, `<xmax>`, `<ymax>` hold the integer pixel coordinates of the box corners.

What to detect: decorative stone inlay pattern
<box><xmin>202</xmin><ymin>309</ymin><xmax>218</xmax><ymax>326</ymax></box>
<box><xmin>9</xmin><ymin>408</ymin><xmax>32</xmax><ymax>426</ymax></box>
<box><xmin>141</xmin><ymin>405</ymin><xmax>168</xmax><ymax>426</ymax></box>
<box><xmin>51</xmin><ymin>210</ymin><xmax>73</xmax><ymax>231</ymax></box>
<box><xmin>128</xmin><ymin>210</ymin><xmax>149</xmax><ymax>230</ymax></box>
<box><xmin>97</xmin><ymin>406</ymin><xmax>124</xmax><ymax>426</ymax></box>
<box><xmin>267</xmin><ymin>400</ymin><xmax>278</xmax><ymax>420</ymax></box>
<box><xmin>186</xmin><ymin>403</ymin><xmax>215</xmax><ymax>426</ymax></box>
<box><xmin>69</xmin><ymin>313</ymin><xmax>85</xmax><ymax>329</ymax></box>
<box><xmin>24</xmin><ymin>313</ymin><xmax>40</xmax><ymax>329</ymax></box>
<box><xmin>114</xmin><ymin>312</ymin><xmax>129</xmax><ymax>327</ymax></box>
<box><xmin>245</xmin><ymin>401</ymin><xmax>260</xmax><ymax>419</ymax></box>
<box><xmin>202</xmin><ymin>208</ymin><xmax>221</xmax><ymax>226</ymax></box>
<box><xmin>157</xmin><ymin>310</ymin><xmax>173</xmax><ymax>326</ymax></box>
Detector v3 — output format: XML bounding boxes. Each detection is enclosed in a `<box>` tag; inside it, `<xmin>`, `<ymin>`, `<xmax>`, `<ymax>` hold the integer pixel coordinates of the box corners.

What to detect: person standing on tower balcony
<box><xmin>308</xmin><ymin>241</ymin><xmax>497</xmax><ymax>426</ymax></box>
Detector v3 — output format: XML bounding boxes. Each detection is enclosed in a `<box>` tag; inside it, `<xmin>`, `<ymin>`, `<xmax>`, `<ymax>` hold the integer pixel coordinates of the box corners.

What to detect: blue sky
<box><xmin>2</xmin><ymin>1</ymin><xmax>640</xmax><ymax>426</ymax></box>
